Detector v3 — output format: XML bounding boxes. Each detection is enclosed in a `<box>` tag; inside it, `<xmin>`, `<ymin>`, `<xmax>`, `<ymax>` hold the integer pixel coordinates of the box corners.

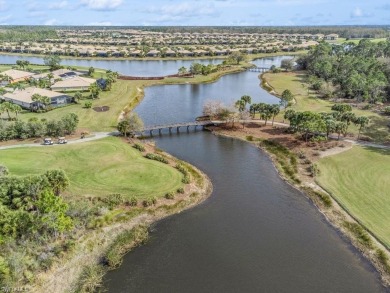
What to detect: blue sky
<box><xmin>0</xmin><ymin>0</ymin><xmax>390</xmax><ymax>26</ymax></box>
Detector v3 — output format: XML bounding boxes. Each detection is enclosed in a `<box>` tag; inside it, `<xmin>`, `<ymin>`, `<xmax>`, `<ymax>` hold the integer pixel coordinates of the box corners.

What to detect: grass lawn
<box><xmin>262</xmin><ymin>71</ymin><xmax>390</xmax><ymax>143</ymax></box>
<box><xmin>17</xmin><ymin>79</ymin><xmax>144</xmax><ymax>131</ymax></box>
<box><xmin>316</xmin><ymin>146</ymin><xmax>390</xmax><ymax>248</ymax></box>
<box><xmin>0</xmin><ymin>136</ymin><xmax>183</xmax><ymax>199</ymax></box>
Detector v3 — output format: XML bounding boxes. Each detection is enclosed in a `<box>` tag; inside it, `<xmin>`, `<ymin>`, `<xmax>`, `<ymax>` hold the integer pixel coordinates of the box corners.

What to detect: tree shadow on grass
<box><xmin>362</xmin><ymin>115</ymin><xmax>390</xmax><ymax>143</ymax></box>
<box><xmin>360</xmin><ymin>145</ymin><xmax>390</xmax><ymax>156</ymax></box>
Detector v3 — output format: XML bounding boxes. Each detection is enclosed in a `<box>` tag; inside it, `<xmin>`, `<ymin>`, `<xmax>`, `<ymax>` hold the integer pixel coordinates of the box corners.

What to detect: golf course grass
<box><xmin>0</xmin><ymin>136</ymin><xmax>184</xmax><ymax>199</ymax></box>
<box><xmin>316</xmin><ymin>146</ymin><xmax>390</xmax><ymax>248</ymax></box>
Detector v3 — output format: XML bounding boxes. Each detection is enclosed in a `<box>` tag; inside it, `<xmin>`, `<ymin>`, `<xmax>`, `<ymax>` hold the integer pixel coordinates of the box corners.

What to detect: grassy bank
<box><xmin>317</xmin><ymin>146</ymin><xmax>390</xmax><ymax>248</ymax></box>
<box><xmin>0</xmin><ymin>136</ymin><xmax>183</xmax><ymax>199</ymax></box>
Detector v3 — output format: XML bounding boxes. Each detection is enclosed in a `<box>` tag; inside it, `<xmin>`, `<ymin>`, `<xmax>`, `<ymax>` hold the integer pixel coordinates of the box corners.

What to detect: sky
<box><xmin>0</xmin><ymin>0</ymin><xmax>390</xmax><ymax>26</ymax></box>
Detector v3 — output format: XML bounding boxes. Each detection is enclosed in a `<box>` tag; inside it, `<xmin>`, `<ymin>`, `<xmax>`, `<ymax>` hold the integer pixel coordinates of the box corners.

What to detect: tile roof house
<box><xmin>51</xmin><ymin>76</ymin><xmax>96</xmax><ymax>91</ymax></box>
<box><xmin>2</xmin><ymin>87</ymin><xmax>73</xmax><ymax>109</ymax></box>
<box><xmin>0</xmin><ymin>69</ymin><xmax>35</xmax><ymax>84</ymax></box>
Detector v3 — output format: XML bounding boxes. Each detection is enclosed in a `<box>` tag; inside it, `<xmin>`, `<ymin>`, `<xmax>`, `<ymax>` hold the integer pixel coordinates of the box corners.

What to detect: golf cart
<box><xmin>43</xmin><ymin>138</ymin><xmax>54</xmax><ymax>145</ymax></box>
<box><xmin>58</xmin><ymin>137</ymin><xmax>68</xmax><ymax>144</ymax></box>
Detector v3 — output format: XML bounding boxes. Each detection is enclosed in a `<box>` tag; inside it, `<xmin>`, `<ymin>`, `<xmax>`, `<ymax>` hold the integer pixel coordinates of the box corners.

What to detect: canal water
<box><xmin>103</xmin><ymin>56</ymin><xmax>386</xmax><ymax>292</ymax></box>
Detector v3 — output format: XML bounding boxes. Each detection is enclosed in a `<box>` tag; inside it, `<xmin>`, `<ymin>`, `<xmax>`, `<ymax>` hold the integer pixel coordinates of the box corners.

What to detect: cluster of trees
<box><xmin>117</xmin><ymin>112</ymin><xmax>144</xmax><ymax>137</ymax></box>
<box><xmin>0</xmin><ymin>167</ymin><xmax>72</xmax><ymax>284</ymax></box>
<box><xmin>250</xmin><ymin>103</ymin><xmax>280</xmax><ymax>126</ymax></box>
<box><xmin>284</xmin><ymin>103</ymin><xmax>369</xmax><ymax>140</ymax></box>
<box><xmin>0</xmin><ymin>113</ymin><xmax>79</xmax><ymax>141</ymax></box>
<box><xmin>178</xmin><ymin>62</ymin><xmax>219</xmax><ymax>76</ymax></box>
<box><xmin>297</xmin><ymin>40</ymin><xmax>390</xmax><ymax>103</ymax></box>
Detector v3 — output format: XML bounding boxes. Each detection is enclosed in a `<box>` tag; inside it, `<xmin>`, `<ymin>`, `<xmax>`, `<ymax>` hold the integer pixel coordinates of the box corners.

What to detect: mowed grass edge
<box><xmin>0</xmin><ymin>136</ymin><xmax>184</xmax><ymax>199</ymax></box>
<box><xmin>316</xmin><ymin>146</ymin><xmax>390</xmax><ymax>248</ymax></box>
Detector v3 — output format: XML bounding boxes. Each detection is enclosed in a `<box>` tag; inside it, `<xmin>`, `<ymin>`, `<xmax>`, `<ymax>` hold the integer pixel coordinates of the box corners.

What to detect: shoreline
<box><xmin>30</xmin><ymin>139</ymin><xmax>213</xmax><ymax>293</ymax></box>
<box><xmin>208</xmin><ymin>125</ymin><xmax>390</xmax><ymax>289</ymax></box>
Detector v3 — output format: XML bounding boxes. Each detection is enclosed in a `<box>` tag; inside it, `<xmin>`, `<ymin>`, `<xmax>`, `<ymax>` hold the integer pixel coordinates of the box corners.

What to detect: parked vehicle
<box><xmin>43</xmin><ymin>138</ymin><xmax>54</xmax><ymax>145</ymax></box>
<box><xmin>58</xmin><ymin>137</ymin><xmax>67</xmax><ymax>144</ymax></box>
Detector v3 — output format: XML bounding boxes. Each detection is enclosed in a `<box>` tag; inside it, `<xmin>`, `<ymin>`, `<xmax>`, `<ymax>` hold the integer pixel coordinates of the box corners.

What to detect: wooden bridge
<box><xmin>247</xmin><ymin>67</ymin><xmax>269</xmax><ymax>72</ymax></box>
<box><xmin>141</xmin><ymin>121</ymin><xmax>217</xmax><ymax>136</ymax></box>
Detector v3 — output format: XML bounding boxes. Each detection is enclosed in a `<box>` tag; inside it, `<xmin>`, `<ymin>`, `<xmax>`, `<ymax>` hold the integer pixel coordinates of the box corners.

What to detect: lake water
<box><xmin>103</xmin><ymin>56</ymin><xmax>387</xmax><ymax>292</ymax></box>
<box><xmin>0</xmin><ymin>54</ymin><xmax>222</xmax><ymax>77</ymax></box>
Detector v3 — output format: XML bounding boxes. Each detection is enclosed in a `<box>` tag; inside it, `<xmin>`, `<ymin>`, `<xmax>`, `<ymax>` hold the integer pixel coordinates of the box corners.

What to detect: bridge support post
<box><xmin>158</xmin><ymin>129</ymin><xmax>162</xmax><ymax>135</ymax></box>
<box><xmin>177</xmin><ymin>127</ymin><xmax>180</xmax><ymax>132</ymax></box>
<box><xmin>187</xmin><ymin>125</ymin><xmax>190</xmax><ymax>131</ymax></box>
<box><xmin>149</xmin><ymin>130</ymin><xmax>153</xmax><ymax>136</ymax></box>
<box><xmin>169</xmin><ymin>127</ymin><xmax>172</xmax><ymax>133</ymax></box>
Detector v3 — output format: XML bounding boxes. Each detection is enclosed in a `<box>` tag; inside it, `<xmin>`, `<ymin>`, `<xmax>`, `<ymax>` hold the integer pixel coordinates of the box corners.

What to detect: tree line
<box><xmin>297</xmin><ymin>40</ymin><xmax>390</xmax><ymax>103</ymax></box>
<box><xmin>0</xmin><ymin>27</ymin><xmax>58</xmax><ymax>42</ymax></box>
<box><xmin>0</xmin><ymin>113</ymin><xmax>79</xmax><ymax>141</ymax></box>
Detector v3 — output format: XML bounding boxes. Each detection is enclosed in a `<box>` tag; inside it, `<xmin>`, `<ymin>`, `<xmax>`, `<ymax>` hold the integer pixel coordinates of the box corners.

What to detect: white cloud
<box><xmin>80</xmin><ymin>0</ymin><xmax>123</xmax><ymax>11</ymax></box>
<box><xmin>44</xmin><ymin>18</ymin><xmax>58</xmax><ymax>25</ymax></box>
<box><xmin>145</xmin><ymin>2</ymin><xmax>218</xmax><ymax>18</ymax></box>
<box><xmin>87</xmin><ymin>21</ymin><xmax>113</xmax><ymax>26</ymax></box>
<box><xmin>351</xmin><ymin>7</ymin><xmax>363</xmax><ymax>18</ymax></box>
<box><xmin>49</xmin><ymin>1</ymin><xmax>69</xmax><ymax>9</ymax></box>
<box><xmin>350</xmin><ymin>7</ymin><xmax>372</xmax><ymax>18</ymax></box>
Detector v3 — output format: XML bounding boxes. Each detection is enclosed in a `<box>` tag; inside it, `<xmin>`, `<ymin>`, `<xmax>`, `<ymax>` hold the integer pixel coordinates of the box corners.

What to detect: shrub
<box><xmin>133</xmin><ymin>143</ymin><xmax>145</xmax><ymax>152</ymax></box>
<box><xmin>376</xmin><ymin>249</ymin><xmax>390</xmax><ymax>272</ymax></box>
<box><xmin>309</xmin><ymin>163</ymin><xmax>320</xmax><ymax>177</ymax></box>
<box><xmin>246</xmin><ymin>135</ymin><xmax>253</xmax><ymax>141</ymax></box>
<box><xmin>182</xmin><ymin>175</ymin><xmax>190</xmax><ymax>184</ymax></box>
<box><xmin>165</xmin><ymin>192</ymin><xmax>175</xmax><ymax>199</ymax></box>
<box><xmin>142</xmin><ymin>199</ymin><xmax>153</xmax><ymax>207</ymax></box>
<box><xmin>128</xmin><ymin>196</ymin><xmax>138</xmax><ymax>207</ymax></box>
<box><xmin>177</xmin><ymin>187</ymin><xmax>185</xmax><ymax>194</ymax></box>
<box><xmin>298</xmin><ymin>150</ymin><xmax>306</xmax><ymax>159</ymax></box>
<box><xmin>84</xmin><ymin>101</ymin><xmax>92</xmax><ymax>109</ymax></box>
<box><xmin>343</xmin><ymin>222</ymin><xmax>373</xmax><ymax>249</ymax></box>
<box><xmin>301</xmin><ymin>187</ymin><xmax>332</xmax><ymax>208</ymax></box>
<box><xmin>102</xmin><ymin>194</ymin><xmax>124</xmax><ymax>208</ymax></box>
<box><xmin>175</xmin><ymin>163</ymin><xmax>189</xmax><ymax>176</ymax></box>
<box><xmin>384</xmin><ymin>106</ymin><xmax>390</xmax><ymax>115</ymax></box>
<box><xmin>145</xmin><ymin>153</ymin><xmax>168</xmax><ymax>164</ymax></box>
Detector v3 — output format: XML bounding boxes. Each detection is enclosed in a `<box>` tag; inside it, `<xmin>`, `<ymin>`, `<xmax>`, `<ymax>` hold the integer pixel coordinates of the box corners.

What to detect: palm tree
<box><xmin>270</xmin><ymin>104</ymin><xmax>280</xmax><ymax>126</ymax></box>
<box><xmin>2</xmin><ymin>102</ymin><xmax>14</xmax><ymax>120</ymax></box>
<box><xmin>240</xmin><ymin>95</ymin><xmax>252</xmax><ymax>108</ymax></box>
<box><xmin>13</xmin><ymin>104</ymin><xmax>22</xmax><ymax>120</ymax></box>
<box><xmin>89</xmin><ymin>83</ymin><xmax>100</xmax><ymax>99</ymax></box>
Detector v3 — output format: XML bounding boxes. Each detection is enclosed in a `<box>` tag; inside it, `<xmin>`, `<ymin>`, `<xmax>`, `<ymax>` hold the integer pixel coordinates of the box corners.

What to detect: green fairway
<box><xmin>317</xmin><ymin>146</ymin><xmax>390</xmax><ymax>248</ymax></box>
<box><xmin>0</xmin><ymin>136</ymin><xmax>183</xmax><ymax>199</ymax></box>
<box><xmin>263</xmin><ymin>71</ymin><xmax>390</xmax><ymax>143</ymax></box>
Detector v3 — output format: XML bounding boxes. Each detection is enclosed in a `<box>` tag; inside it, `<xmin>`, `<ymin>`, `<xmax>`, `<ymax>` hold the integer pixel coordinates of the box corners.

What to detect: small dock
<box><xmin>247</xmin><ymin>67</ymin><xmax>269</xmax><ymax>72</ymax></box>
